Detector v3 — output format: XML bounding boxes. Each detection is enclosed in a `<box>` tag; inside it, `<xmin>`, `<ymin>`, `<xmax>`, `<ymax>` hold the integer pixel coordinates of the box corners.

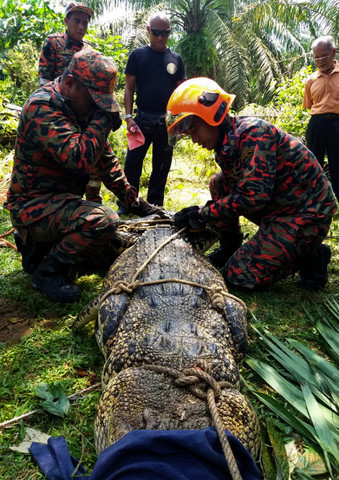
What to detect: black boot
<box><xmin>208</xmin><ymin>231</ymin><xmax>244</xmax><ymax>268</ymax></box>
<box><xmin>31</xmin><ymin>255</ymin><xmax>81</xmax><ymax>303</ymax></box>
<box><xmin>14</xmin><ymin>231</ymin><xmax>52</xmax><ymax>274</ymax></box>
<box><xmin>297</xmin><ymin>244</ymin><xmax>331</xmax><ymax>291</ymax></box>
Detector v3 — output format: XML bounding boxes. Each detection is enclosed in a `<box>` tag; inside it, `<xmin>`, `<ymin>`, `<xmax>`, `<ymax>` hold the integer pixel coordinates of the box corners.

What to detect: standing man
<box><xmin>118</xmin><ymin>12</ymin><xmax>186</xmax><ymax>214</ymax></box>
<box><xmin>166</xmin><ymin>77</ymin><xmax>337</xmax><ymax>292</ymax></box>
<box><xmin>303</xmin><ymin>35</ymin><xmax>339</xmax><ymax>202</ymax></box>
<box><xmin>4</xmin><ymin>50</ymin><xmax>161</xmax><ymax>304</ymax></box>
<box><xmin>38</xmin><ymin>2</ymin><xmax>94</xmax><ymax>87</ymax></box>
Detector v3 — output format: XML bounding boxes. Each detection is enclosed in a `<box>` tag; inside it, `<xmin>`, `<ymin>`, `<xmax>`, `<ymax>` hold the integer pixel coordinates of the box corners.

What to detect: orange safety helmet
<box><xmin>166</xmin><ymin>77</ymin><xmax>236</xmax><ymax>145</ymax></box>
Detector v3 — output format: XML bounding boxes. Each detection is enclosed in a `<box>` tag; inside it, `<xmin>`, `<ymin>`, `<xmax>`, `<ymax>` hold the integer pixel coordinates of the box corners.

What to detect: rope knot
<box><xmin>142</xmin><ymin>362</ymin><xmax>242</xmax><ymax>479</ymax></box>
<box><xmin>209</xmin><ymin>284</ymin><xmax>225</xmax><ymax>310</ymax></box>
<box><xmin>107</xmin><ymin>280</ymin><xmax>134</xmax><ymax>295</ymax></box>
<box><xmin>172</xmin><ymin>363</ymin><xmax>221</xmax><ymax>401</ymax></box>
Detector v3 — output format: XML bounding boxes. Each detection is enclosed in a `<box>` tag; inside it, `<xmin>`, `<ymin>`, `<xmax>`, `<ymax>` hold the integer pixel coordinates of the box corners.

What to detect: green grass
<box><xmin>0</xmin><ymin>144</ymin><xmax>338</xmax><ymax>478</ymax></box>
<box><xmin>0</xmin><ymin>209</ymin><xmax>104</xmax><ymax>478</ymax></box>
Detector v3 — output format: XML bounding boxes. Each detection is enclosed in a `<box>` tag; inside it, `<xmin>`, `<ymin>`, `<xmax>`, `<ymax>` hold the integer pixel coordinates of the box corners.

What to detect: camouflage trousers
<box><xmin>19</xmin><ymin>198</ymin><xmax>119</xmax><ymax>267</ymax></box>
<box><xmin>209</xmin><ymin>172</ymin><xmax>334</xmax><ymax>290</ymax></box>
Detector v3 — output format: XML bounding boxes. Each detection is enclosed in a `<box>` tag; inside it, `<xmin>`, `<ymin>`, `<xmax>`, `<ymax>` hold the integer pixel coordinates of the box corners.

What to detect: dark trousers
<box><xmin>124</xmin><ymin>117</ymin><xmax>173</xmax><ymax>206</ymax></box>
<box><xmin>20</xmin><ymin>199</ymin><xmax>119</xmax><ymax>266</ymax></box>
<box><xmin>209</xmin><ymin>172</ymin><xmax>333</xmax><ymax>291</ymax></box>
<box><xmin>306</xmin><ymin>114</ymin><xmax>339</xmax><ymax>201</ymax></box>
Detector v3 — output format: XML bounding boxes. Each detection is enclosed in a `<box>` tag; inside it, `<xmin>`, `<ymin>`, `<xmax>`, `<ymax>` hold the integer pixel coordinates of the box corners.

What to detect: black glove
<box><xmin>109</xmin><ymin>111</ymin><xmax>122</xmax><ymax>132</ymax></box>
<box><xmin>173</xmin><ymin>206</ymin><xmax>206</xmax><ymax>231</ymax></box>
<box><xmin>129</xmin><ymin>198</ymin><xmax>167</xmax><ymax>218</ymax></box>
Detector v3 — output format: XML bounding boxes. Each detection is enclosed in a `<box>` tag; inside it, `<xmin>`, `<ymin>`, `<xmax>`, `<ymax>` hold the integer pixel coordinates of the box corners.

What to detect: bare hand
<box><xmin>126</xmin><ymin>117</ymin><xmax>138</xmax><ymax>134</ymax></box>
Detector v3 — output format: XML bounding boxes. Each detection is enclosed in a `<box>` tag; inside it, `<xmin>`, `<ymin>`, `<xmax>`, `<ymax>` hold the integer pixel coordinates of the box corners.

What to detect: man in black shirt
<box><xmin>119</xmin><ymin>12</ymin><xmax>186</xmax><ymax>213</ymax></box>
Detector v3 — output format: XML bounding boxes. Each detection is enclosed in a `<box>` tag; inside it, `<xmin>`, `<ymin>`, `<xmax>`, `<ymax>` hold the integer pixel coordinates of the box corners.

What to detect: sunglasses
<box><xmin>149</xmin><ymin>26</ymin><xmax>171</xmax><ymax>37</ymax></box>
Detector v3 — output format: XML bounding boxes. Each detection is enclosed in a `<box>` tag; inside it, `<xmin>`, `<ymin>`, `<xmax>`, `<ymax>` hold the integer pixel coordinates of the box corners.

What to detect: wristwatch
<box><xmin>123</xmin><ymin>114</ymin><xmax>133</xmax><ymax>120</ymax></box>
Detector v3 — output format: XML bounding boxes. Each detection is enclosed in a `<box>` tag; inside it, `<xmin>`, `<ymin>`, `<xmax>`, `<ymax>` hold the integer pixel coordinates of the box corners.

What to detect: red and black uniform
<box><xmin>38</xmin><ymin>31</ymin><xmax>102</xmax><ymax>202</ymax></box>
<box><xmin>201</xmin><ymin>116</ymin><xmax>337</xmax><ymax>290</ymax></box>
<box><xmin>4</xmin><ymin>79</ymin><xmax>136</xmax><ymax>265</ymax></box>
<box><xmin>38</xmin><ymin>31</ymin><xmax>92</xmax><ymax>84</ymax></box>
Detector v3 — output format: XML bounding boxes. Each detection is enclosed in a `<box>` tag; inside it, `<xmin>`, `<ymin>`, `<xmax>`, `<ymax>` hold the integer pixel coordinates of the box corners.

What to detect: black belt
<box><xmin>312</xmin><ymin>113</ymin><xmax>339</xmax><ymax>119</ymax></box>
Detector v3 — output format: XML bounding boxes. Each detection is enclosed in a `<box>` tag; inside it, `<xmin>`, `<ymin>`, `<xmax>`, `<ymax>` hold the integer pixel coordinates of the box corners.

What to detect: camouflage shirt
<box><xmin>38</xmin><ymin>31</ymin><xmax>91</xmax><ymax>82</ymax></box>
<box><xmin>201</xmin><ymin>116</ymin><xmax>337</xmax><ymax>225</ymax></box>
<box><xmin>4</xmin><ymin>79</ymin><xmax>136</xmax><ymax>226</ymax></box>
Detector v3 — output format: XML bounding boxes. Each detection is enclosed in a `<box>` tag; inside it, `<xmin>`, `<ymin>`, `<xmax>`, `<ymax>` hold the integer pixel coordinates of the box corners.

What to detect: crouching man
<box><xmin>4</xmin><ymin>50</ymin><xmax>160</xmax><ymax>303</ymax></box>
<box><xmin>166</xmin><ymin>77</ymin><xmax>337</xmax><ymax>292</ymax></box>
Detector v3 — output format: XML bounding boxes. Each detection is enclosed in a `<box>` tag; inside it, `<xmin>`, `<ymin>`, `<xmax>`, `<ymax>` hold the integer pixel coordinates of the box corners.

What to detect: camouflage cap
<box><xmin>68</xmin><ymin>50</ymin><xmax>121</xmax><ymax>113</ymax></box>
<box><xmin>65</xmin><ymin>2</ymin><xmax>94</xmax><ymax>19</ymax></box>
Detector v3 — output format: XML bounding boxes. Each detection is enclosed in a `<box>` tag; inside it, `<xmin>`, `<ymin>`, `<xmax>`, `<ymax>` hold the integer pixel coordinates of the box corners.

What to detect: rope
<box><xmin>131</xmin><ymin>227</ymin><xmax>185</xmax><ymax>283</ymax></box>
<box><xmin>99</xmin><ymin>224</ymin><xmax>247</xmax><ymax>316</ymax></box>
<box><xmin>76</xmin><ymin>223</ymin><xmax>246</xmax><ymax>331</ymax></box>
<box><xmin>143</xmin><ymin>362</ymin><xmax>242</xmax><ymax>480</ymax></box>
<box><xmin>118</xmin><ymin>218</ymin><xmax>173</xmax><ymax>232</ymax></box>
<box><xmin>100</xmin><ymin>278</ymin><xmax>247</xmax><ymax>315</ymax></box>
<box><xmin>207</xmin><ymin>388</ymin><xmax>243</xmax><ymax>480</ymax></box>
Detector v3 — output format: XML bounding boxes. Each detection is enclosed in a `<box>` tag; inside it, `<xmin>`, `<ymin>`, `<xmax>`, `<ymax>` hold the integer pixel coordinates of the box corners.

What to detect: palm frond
<box><xmin>247</xmin><ymin>299</ymin><xmax>339</xmax><ymax>478</ymax></box>
<box><xmin>301</xmin><ymin>383</ymin><xmax>338</xmax><ymax>477</ymax></box>
<box><xmin>287</xmin><ymin>339</ymin><xmax>339</xmax><ymax>396</ymax></box>
<box><xmin>324</xmin><ymin>296</ymin><xmax>339</xmax><ymax>326</ymax></box>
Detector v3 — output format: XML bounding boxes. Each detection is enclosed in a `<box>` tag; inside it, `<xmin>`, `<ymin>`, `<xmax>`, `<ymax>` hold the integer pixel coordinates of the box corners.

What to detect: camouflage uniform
<box><xmin>200</xmin><ymin>116</ymin><xmax>337</xmax><ymax>290</ymax></box>
<box><xmin>4</xmin><ymin>75</ymin><xmax>136</xmax><ymax>266</ymax></box>
<box><xmin>38</xmin><ymin>30</ymin><xmax>102</xmax><ymax>202</ymax></box>
<box><xmin>38</xmin><ymin>32</ymin><xmax>92</xmax><ymax>85</ymax></box>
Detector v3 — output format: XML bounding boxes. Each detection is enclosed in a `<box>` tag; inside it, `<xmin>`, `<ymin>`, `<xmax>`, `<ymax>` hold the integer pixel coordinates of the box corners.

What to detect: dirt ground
<box><xmin>0</xmin><ymin>297</ymin><xmax>34</xmax><ymax>343</ymax></box>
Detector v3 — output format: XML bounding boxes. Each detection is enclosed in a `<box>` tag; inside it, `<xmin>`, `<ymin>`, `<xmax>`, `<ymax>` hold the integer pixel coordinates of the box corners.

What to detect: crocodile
<box><xmin>73</xmin><ymin>221</ymin><xmax>260</xmax><ymax>459</ymax></box>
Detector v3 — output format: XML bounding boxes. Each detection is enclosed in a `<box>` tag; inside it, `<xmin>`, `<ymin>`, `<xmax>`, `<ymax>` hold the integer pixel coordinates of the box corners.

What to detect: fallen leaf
<box><xmin>10</xmin><ymin>427</ymin><xmax>51</xmax><ymax>453</ymax></box>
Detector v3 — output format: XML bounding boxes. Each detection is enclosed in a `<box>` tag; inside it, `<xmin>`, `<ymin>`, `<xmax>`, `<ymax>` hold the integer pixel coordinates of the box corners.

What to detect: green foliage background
<box><xmin>0</xmin><ymin>1</ymin><xmax>338</xmax><ymax>478</ymax></box>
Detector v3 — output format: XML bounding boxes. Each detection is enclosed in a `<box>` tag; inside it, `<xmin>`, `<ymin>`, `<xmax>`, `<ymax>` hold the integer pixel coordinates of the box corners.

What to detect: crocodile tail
<box><xmin>72</xmin><ymin>296</ymin><xmax>101</xmax><ymax>331</ymax></box>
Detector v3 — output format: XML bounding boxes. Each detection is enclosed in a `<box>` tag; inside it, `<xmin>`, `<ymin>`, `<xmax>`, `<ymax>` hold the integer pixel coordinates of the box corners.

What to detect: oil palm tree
<box><xmin>90</xmin><ymin>0</ymin><xmax>339</xmax><ymax>107</ymax></box>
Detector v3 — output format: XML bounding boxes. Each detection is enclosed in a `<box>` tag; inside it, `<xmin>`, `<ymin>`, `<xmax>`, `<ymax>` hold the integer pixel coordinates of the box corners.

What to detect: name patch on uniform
<box><xmin>56</xmin><ymin>49</ymin><xmax>73</xmax><ymax>55</ymax></box>
<box><xmin>167</xmin><ymin>62</ymin><xmax>177</xmax><ymax>75</ymax></box>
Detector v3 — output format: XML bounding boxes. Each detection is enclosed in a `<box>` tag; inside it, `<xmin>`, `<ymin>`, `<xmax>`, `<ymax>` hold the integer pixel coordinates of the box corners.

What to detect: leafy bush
<box><xmin>85</xmin><ymin>30</ymin><xmax>129</xmax><ymax>90</ymax></box>
<box><xmin>273</xmin><ymin>66</ymin><xmax>313</xmax><ymax>142</ymax></box>
<box><xmin>240</xmin><ymin>66</ymin><xmax>313</xmax><ymax>142</ymax></box>
<box><xmin>177</xmin><ymin>30</ymin><xmax>217</xmax><ymax>78</ymax></box>
<box><xmin>0</xmin><ymin>41</ymin><xmax>39</xmax><ymax>106</ymax></box>
<box><xmin>247</xmin><ymin>299</ymin><xmax>339</xmax><ymax>479</ymax></box>
<box><xmin>0</xmin><ymin>99</ymin><xmax>19</xmax><ymax>137</ymax></box>
<box><xmin>0</xmin><ymin>0</ymin><xmax>64</xmax><ymax>53</ymax></box>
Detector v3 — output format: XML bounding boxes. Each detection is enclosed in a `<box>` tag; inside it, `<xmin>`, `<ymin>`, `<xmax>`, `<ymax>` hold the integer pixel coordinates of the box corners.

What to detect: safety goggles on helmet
<box><xmin>166</xmin><ymin>113</ymin><xmax>193</xmax><ymax>146</ymax></box>
<box><xmin>166</xmin><ymin>77</ymin><xmax>236</xmax><ymax>145</ymax></box>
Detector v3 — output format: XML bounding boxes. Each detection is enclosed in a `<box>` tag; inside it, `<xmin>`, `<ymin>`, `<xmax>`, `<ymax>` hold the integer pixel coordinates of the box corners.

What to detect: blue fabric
<box><xmin>30</xmin><ymin>427</ymin><xmax>260</xmax><ymax>480</ymax></box>
<box><xmin>29</xmin><ymin>436</ymin><xmax>87</xmax><ymax>479</ymax></box>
